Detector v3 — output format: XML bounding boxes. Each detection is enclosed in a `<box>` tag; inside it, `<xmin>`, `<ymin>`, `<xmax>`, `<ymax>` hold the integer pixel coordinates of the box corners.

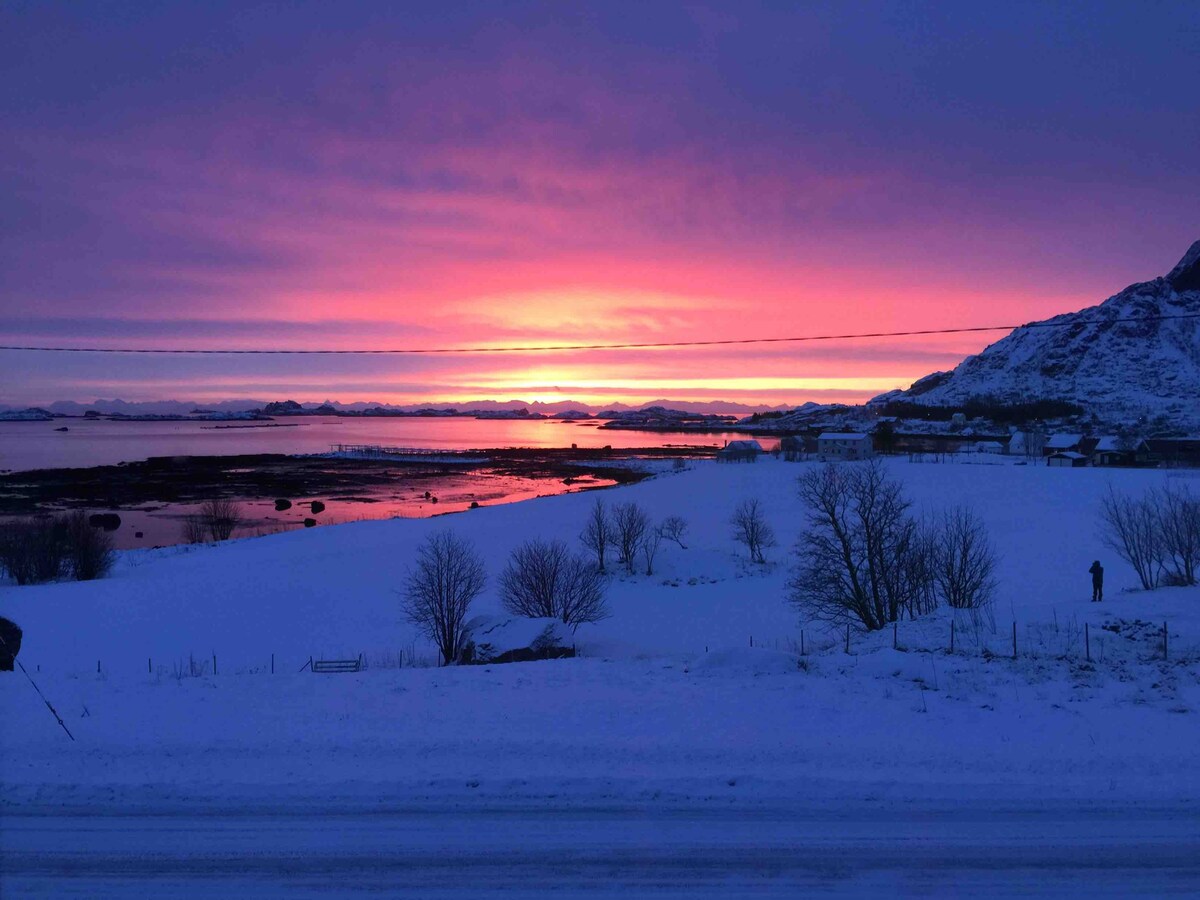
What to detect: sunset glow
<box><xmin>2</xmin><ymin>2</ymin><xmax>1196</xmax><ymax>408</ymax></box>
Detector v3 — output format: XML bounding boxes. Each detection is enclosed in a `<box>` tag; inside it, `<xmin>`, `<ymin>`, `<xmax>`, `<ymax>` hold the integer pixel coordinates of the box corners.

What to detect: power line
<box><xmin>0</xmin><ymin>313</ymin><xmax>1196</xmax><ymax>355</ymax></box>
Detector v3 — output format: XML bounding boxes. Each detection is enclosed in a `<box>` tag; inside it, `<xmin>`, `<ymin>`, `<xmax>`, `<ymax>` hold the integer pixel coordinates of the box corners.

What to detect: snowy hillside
<box><xmin>875</xmin><ymin>240</ymin><xmax>1200</xmax><ymax>427</ymax></box>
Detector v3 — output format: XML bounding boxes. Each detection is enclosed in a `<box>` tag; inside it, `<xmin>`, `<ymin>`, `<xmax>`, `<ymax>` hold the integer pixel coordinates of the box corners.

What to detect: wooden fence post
<box><xmin>800</xmin><ymin>630</ymin><xmax>805</xmax><ymax>656</ymax></box>
<box><xmin>1012</xmin><ymin>621</ymin><xmax>1017</xmax><ymax>659</ymax></box>
<box><xmin>271</xmin><ymin>653</ymin><xmax>275</xmax><ymax>675</ymax></box>
<box><xmin>1163</xmin><ymin>622</ymin><xmax>1168</xmax><ymax>660</ymax></box>
<box><xmin>148</xmin><ymin>657</ymin><xmax>152</xmax><ymax>674</ymax></box>
<box><xmin>893</xmin><ymin>622</ymin><xmax>897</xmax><ymax>650</ymax></box>
<box><xmin>212</xmin><ymin>653</ymin><xmax>217</xmax><ymax>675</ymax></box>
<box><xmin>97</xmin><ymin>660</ymin><xmax>100</xmax><ymax>674</ymax></box>
<box><xmin>845</xmin><ymin>624</ymin><xmax>850</xmax><ymax>654</ymax></box>
<box><xmin>1085</xmin><ymin>623</ymin><xmax>1090</xmax><ymax>662</ymax></box>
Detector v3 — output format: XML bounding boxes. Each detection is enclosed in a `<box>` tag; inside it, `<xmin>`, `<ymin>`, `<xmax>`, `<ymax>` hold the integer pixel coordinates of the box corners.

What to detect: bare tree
<box><xmin>731</xmin><ymin>498</ymin><xmax>776</xmax><ymax>564</ymax></box>
<box><xmin>788</xmin><ymin>462</ymin><xmax>933</xmax><ymax>630</ymax></box>
<box><xmin>199</xmin><ymin>498</ymin><xmax>242</xmax><ymax>541</ymax></box>
<box><xmin>640</xmin><ymin>528</ymin><xmax>663</xmax><ymax>576</ymax></box>
<box><xmin>63</xmin><ymin>511</ymin><xmax>116</xmax><ymax>581</ymax></box>
<box><xmin>932</xmin><ymin>507</ymin><xmax>997</xmax><ymax>611</ymax></box>
<box><xmin>612</xmin><ymin>502</ymin><xmax>649</xmax><ymax>574</ymax></box>
<box><xmin>580</xmin><ymin>499</ymin><xmax>611</xmax><ymax>572</ymax></box>
<box><xmin>1156</xmin><ymin>483</ymin><xmax>1200</xmax><ymax>586</ymax></box>
<box><xmin>1099</xmin><ymin>486</ymin><xmax>1162</xmax><ymax>590</ymax></box>
<box><xmin>500</xmin><ymin>538</ymin><xmax>610</xmax><ymax>627</ymax></box>
<box><xmin>659</xmin><ymin>515</ymin><xmax>688</xmax><ymax>549</ymax></box>
<box><xmin>403</xmin><ymin>531</ymin><xmax>487</xmax><ymax>666</ymax></box>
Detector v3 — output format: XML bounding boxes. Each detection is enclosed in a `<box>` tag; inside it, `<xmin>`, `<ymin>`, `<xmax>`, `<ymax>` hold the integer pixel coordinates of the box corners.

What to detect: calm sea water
<box><xmin>0</xmin><ymin>417</ymin><xmax>752</xmax><ymax>472</ymax></box>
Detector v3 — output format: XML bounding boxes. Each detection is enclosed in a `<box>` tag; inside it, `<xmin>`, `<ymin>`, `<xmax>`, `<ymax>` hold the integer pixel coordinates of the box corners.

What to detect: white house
<box><xmin>973</xmin><ymin>440</ymin><xmax>1004</xmax><ymax>454</ymax></box>
<box><xmin>817</xmin><ymin>432</ymin><xmax>873</xmax><ymax>461</ymax></box>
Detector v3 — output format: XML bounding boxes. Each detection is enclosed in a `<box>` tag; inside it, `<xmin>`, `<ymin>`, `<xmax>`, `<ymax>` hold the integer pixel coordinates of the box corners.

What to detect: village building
<box><xmin>716</xmin><ymin>439</ymin><xmax>763</xmax><ymax>463</ymax></box>
<box><xmin>1090</xmin><ymin>436</ymin><xmax>1144</xmax><ymax>467</ymax></box>
<box><xmin>817</xmin><ymin>432</ymin><xmax>874</xmax><ymax>461</ymax></box>
<box><xmin>1043</xmin><ymin>433</ymin><xmax>1083</xmax><ymax>456</ymax></box>
<box><xmin>1143</xmin><ymin>437</ymin><xmax>1200</xmax><ymax>468</ymax></box>
<box><xmin>1047</xmin><ymin>450</ymin><xmax>1088</xmax><ymax>468</ymax></box>
<box><xmin>779</xmin><ymin>435</ymin><xmax>814</xmax><ymax>462</ymax></box>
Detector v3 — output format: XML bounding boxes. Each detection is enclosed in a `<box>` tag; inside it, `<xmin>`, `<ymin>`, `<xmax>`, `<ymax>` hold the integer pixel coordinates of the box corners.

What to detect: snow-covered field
<box><xmin>3</xmin><ymin>457</ymin><xmax>1199</xmax><ymax>895</ymax></box>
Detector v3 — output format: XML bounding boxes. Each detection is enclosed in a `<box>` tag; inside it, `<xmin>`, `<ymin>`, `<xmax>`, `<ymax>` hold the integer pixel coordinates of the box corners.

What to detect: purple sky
<box><xmin>2</xmin><ymin>1</ymin><xmax>1197</xmax><ymax>407</ymax></box>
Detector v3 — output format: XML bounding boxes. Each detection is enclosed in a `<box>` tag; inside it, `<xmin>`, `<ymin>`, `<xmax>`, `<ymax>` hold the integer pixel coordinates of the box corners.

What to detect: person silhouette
<box><xmin>1089</xmin><ymin>560</ymin><xmax>1104</xmax><ymax>602</ymax></box>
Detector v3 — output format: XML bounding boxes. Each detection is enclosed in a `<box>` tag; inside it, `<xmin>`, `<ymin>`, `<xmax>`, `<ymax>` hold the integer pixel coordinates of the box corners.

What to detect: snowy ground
<box><xmin>2</xmin><ymin>457</ymin><xmax>1199</xmax><ymax>895</ymax></box>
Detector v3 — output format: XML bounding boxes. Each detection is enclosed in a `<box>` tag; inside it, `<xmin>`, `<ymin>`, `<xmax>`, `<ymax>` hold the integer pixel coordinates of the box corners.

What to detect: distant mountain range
<box><xmin>0</xmin><ymin>397</ymin><xmax>792</xmax><ymax>418</ymax></box>
<box><xmin>872</xmin><ymin>239</ymin><xmax>1200</xmax><ymax>429</ymax></box>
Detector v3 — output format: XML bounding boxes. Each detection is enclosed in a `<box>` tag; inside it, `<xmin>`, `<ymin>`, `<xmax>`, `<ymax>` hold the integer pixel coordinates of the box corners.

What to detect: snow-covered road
<box><xmin>3</xmin><ymin>804</ymin><xmax>1198</xmax><ymax>898</ymax></box>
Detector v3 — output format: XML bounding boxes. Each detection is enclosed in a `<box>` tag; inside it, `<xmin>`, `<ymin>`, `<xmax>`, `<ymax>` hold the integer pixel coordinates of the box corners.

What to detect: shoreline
<box><xmin>0</xmin><ymin>447</ymin><xmax>707</xmax><ymax>548</ymax></box>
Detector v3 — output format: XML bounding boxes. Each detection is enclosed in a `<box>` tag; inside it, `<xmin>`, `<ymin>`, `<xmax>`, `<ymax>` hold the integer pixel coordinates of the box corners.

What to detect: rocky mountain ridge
<box><xmin>872</xmin><ymin>240</ymin><xmax>1200</xmax><ymax>429</ymax></box>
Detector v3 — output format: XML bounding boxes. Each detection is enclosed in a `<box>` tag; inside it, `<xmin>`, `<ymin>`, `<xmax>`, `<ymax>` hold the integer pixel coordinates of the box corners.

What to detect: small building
<box><xmin>817</xmin><ymin>432</ymin><xmax>874</xmax><ymax>461</ymax></box>
<box><xmin>780</xmin><ymin>435</ymin><xmax>806</xmax><ymax>462</ymax></box>
<box><xmin>1142</xmin><ymin>437</ymin><xmax>1200</xmax><ymax>468</ymax></box>
<box><xmin>1044</xmin><ymin>433</ymin><xmax>1083</xmax><ymax>456</ymax></box>
<box><xmin>1047</xmin><ymin>450</ymin><xmax>1088</xmax><ymax>468</ymax></box>
<box><xmin>1091</xmin><ymin>436</ymin><xmax>1143</xmax><ymax>467</ymax></box>
<box><xmin>717</xmin><ymin>439</ymin><xmax>764</xmax><ymax>463</ymax></box>
<box><xmin>973</xmin><ymin>440</ymin><xmax>1004</xmax><ymax>454</ymax></box>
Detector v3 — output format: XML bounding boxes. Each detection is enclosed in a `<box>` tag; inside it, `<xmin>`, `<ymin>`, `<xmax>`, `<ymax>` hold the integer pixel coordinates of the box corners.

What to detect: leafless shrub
<box><xmin>181</xmin><ymin>514</ymin><xmax>210</xmax><ymax>545</ymax></box>
<box><xmin>200</xmin><ymin>498</ymin><xmax>242</xmax><ymax>541</ymax></box>
<box><xmin>1099</xmin><ymin>486</ymin><xmax>1162</xmax><ymax>590</ymax></box>
<box><xmin>640</xmin><ymin>527</ymin><xmax>663</xmax><ymax>576</ymax></box>
<box><xmin>62</xmin><ymin>510</ymin><xmax>116</xmax><ymax>580</ymax></box>
<box><xmin>580</xmin><ymin>498</ymin><xmax>611</xmax><ymax>572</ymax></box>
<box><xmin>731</xmin><ymin>498</ymin><xmax>776</xmax><ymax>564</ymax></box>
<box><xmin>659</xmin><ymin>515</ymin><xmax>688</xmax><ymax>549</ymax></box>
<box><xmin>788</xmin><ymin>461</ymin><xmax>933</xmax><ymax>630</ymax></box>
<box><xmin>0</xmin><ymin>516</ymin><xmax>66</xmax><ymax>585</ymax></box>
<box><xmin>933</xmin><ymin>507</ymin><xmax>997</xmax><ymax>611</ymax></box>
<box><xmin>612</xmin><ymin>502</ymin><xmax>649</xmax><ymax>574</ymax></box>
<box><xmin>499</xmin><ymin>538</ymin><xmax>610</xmax><ymax>628</ymax></box>
<box><xmin>403</xmin><ymin>531</ymin><xmax>487</xmax><ymax>666</ymax></box>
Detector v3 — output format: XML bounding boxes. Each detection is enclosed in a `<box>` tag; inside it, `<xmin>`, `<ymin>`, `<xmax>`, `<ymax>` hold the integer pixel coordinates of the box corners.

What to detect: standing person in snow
<box><xmin>1089</xmin><ymin>560</ymin><xmax>1104</xmax><ymax>602</ymax></box>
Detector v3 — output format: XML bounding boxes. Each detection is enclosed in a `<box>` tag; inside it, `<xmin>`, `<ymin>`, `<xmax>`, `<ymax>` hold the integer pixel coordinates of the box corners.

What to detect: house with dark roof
<box><xmin>1091</xmin><ymin>436</ymin><xmax>1146</xmax><ymax>467</ymax></box>
<box><xmin>1143</xmin><ymin>437</ymin><xmax>1200</xmax><ymax>468</ymax></box>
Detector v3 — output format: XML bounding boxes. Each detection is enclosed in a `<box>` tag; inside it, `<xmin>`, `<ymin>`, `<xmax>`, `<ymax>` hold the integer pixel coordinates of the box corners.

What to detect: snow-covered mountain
<box><xmin>872</xmin><ymin>240</ymin><xmax>1200</xmax><ymax>428</ymax></box>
